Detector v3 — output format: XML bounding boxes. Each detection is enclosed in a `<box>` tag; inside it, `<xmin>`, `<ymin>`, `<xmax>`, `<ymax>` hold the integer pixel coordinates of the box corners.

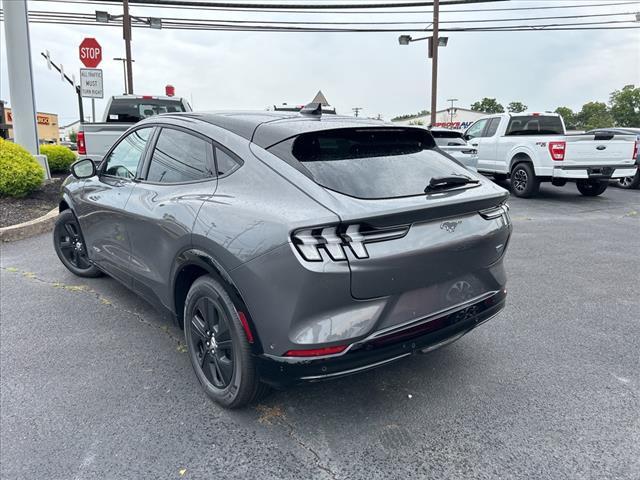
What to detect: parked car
<box><xmin>77</xmin><ymin>94</ymin><xmax>192</xmax><ymax>163</ymax></box>
<box><xmin>586</xmin><ymin>127</ymin><xmax>640</xmax><ymax>189</ymax></box>
<box><xmin>54</xmin><ymin>107</ymin><xmax>512</xmax><ymax>408</ymax></box>
<box><xmin>60</xmin><ymin>141</ymin><xmax>77</xmax><ymax>151</ymax></box>
<box><xmin>464</xmin><ymin>113</ymin><xmax>638</xmax><ymax>197</ymax></box>
<box><xmin>430</xmin><ymin>128</ymin><xmax>478</xmax><ymax>171</ymax></box>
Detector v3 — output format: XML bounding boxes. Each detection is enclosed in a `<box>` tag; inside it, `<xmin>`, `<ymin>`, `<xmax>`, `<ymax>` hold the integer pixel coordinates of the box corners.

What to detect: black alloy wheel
<box><xmin>53</xmin><ymin>210</ymin><xmax>102</xmax><ymax>277</ymax></box>
<box><xmin>189</xmin><ymin>295</ymin><xmax>235</xmax><ymax>389</ymax></box>
<box><xmin>184</xmin><ymin>275</ymin><xmax>268</xmax><ymax>408</ymax></box>
<box><xmin>510</xmin><ymin>163</ymin><xmax>540</xmax><ymax>198</ymax></box>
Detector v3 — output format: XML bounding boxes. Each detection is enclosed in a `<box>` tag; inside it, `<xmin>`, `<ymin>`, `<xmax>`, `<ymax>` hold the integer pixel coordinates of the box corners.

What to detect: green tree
<box><xmin>507</xmin><ymin>101</ymin><xmax>528</xmax><ymax>113</ymax></box>
<box><xmin>610</xmin><ymin>85</ymin><xmax>640</xmax><ymax>127</ymax></box>
<box><xmin>576</xmin><ymin>102</ymin><xmax>614</xmax><ymax>131</ymax></box>
<box><xmin>391</xmin><ymin>110</ymin><xmax>429</xmax><ymax>122</ymax></box>
<box><xmin>470</xmin><ymin>98</ymin><xmax>505</xmax><ymax>114</ymax></box>
<box><xmin>555</xmin><ymin>107</ymin><xmax>577</xmax><ymax>129</ymax></box>
<box><xmin>69</xmin><ymin>131</ymin><xmax>77</xmax><ymax>143</ymax></box>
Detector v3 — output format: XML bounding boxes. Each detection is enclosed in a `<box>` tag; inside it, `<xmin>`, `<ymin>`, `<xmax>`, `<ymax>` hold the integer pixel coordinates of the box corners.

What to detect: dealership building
<box><xmin>392</xmin><ymin>107</ymin><xmax>487</xmax><ymax>130</ymax></box>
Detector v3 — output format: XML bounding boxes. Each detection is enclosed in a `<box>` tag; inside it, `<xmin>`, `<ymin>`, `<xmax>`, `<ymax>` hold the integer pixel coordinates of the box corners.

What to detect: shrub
<box><xmin>40</xmin><ymin>144</ymin><xmax>76</xmax><ymax>173</ymax></box>
<box><xmin>0</xmin><ymin>139</ymin><xmax>45</xmax><ymax>197</ymax></box>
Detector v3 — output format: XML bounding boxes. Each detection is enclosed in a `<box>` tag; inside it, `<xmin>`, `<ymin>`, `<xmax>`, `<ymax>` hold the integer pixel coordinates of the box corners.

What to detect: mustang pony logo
<box><xmin>440</xmin><ymin>220</ymin><xmax>462</xmax><ymax>233</ymax></box>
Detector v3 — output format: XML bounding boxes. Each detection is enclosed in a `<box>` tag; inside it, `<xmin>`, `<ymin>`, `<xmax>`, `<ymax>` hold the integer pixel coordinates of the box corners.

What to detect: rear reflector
<box><xmin>77</xmin><ymin>131</ymin><xmax>86</xmax><ymax>155</ymax></box>
<box><xmin>284</xmin><ymin>345</ymin><xmax>347</xmax><ymax>357</ymax></box>
<box><xmin>548</xmin><ymin>141</ymin><xmax>566</xmax><ymax>161</ymax></box>
<box><xmin>238</xmin><ymin>311</ymin><xmax>254</xmax><ymax>344</ymax></box>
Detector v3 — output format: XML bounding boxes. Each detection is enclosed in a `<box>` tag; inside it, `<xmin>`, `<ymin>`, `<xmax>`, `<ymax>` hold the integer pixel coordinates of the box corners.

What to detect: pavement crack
<box><xmin>255</xmin><ymin>405</ymin><xmax>339</xmax><ymax>480</ymax></box>
<box><xmin>1</xmin><ymin>267</ymin><xmax>186</xmax><ymax>350</ymax></box>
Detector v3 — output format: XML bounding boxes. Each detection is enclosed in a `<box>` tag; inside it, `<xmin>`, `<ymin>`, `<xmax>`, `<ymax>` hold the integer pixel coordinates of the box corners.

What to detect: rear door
<box><xmin>124</xmin><ymin>126</ymin><xmax>217</xmax><ymax>306</ymax></box>
<box><xmin>76</xmin><ymin>126</ymin><xmax>154</xmax><ymax>284</ymax></box>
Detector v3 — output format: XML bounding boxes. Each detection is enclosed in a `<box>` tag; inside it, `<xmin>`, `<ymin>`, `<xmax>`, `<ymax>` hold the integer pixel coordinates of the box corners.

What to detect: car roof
<box><xmin>165</xmin><ymin>111</ymin><xmax>408</xmax><ymax>148</ymax></box>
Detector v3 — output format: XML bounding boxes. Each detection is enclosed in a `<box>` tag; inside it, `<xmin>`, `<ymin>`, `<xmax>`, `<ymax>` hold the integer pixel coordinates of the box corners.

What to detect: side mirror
<box><xmin>71</xmin><ymin>158</ymin><xmax>96</xmax><ymax>179</ymax></box>
<box><xmin>463</xmin><ymin>134</ymin><xmax>472</xmax><ymax>141</ymax></box>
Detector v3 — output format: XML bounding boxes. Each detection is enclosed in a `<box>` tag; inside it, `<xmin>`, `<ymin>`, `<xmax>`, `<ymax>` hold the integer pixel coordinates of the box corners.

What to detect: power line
<box><xmin>4</xmin><ymin>13</ymin><xmax>638</xmax><ymax>32</ymax></box>
<box><xmin>20</xmin><ymin>9</ymin><xmax>638</xmax><ymax>26</ymax></box>
<box><xmin>31</xmin><ymin>0</ymin><xmax>640</xmax><ymax>15</ymax></box>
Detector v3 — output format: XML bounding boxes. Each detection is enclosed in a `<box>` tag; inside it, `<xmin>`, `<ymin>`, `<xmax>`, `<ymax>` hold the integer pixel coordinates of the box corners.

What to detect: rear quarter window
<box><xmin>270</xmin><ymin>128</ymin><xmax>473</xmax><ymax>200</ymax></box>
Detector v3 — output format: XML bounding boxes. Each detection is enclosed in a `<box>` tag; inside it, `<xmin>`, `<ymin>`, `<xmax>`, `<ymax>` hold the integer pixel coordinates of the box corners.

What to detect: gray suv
<box><xmin>54</xmin><ymin>107</ymin><xmax>512</xmax><ymax>408</ymax></box>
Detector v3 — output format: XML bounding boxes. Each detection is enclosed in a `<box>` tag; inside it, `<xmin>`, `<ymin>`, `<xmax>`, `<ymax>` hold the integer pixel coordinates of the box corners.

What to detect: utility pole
<box><xmin>447</xmin><ymin>98</ymin><xmax>458</xmax><ymax>124</ymax></box>
<box><xmin>430</xmin><ymin>0</ymin><xmax>440</xmax><ymax>128</ymax></box>
<box><xmin>352</xmin><ymin>107</ymin><xmax>362</xmax><ymax>117</ymax></box>
<box><xmin>123</xmin><ymin>0</ymin><xmax>134</xmax><ymax>94</ymax></box>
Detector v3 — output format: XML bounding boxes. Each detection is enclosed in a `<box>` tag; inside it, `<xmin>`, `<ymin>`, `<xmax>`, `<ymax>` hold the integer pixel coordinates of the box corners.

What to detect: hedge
<box><xmin>0</xmin><ymin>139</ymin><xmax>45</xmax><ymax>197</ymax></box>
<box><xmin>40</xmin><ymin>144</ymin><xmax>76</xmax><ymax>173</ymax></box>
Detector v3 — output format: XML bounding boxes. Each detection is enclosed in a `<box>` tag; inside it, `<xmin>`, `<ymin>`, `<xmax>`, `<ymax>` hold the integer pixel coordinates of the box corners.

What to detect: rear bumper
<box><xmin>553</xmin><ymin>165</ymin><xmax>637</xmax><ymax>179</ymax></box>
<box><xmin>255</xmin><ymin>289</ymin><xmax>506</xmax><ymax>387</ymax></box>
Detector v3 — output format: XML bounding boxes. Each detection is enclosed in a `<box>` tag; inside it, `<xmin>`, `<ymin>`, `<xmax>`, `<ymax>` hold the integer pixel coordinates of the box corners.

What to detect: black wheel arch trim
<box><xmin>171</xmin><ymin>248</ymin><xmax>264</xmax><ymax>353</ymax></box>
<box><xmin>509</xmin><ymin>154</ymin><xmax>533</xmax><ymax>173</ymax></box>
<box><xmin>59</xmin><ymin>192</ymin><xmax>75</xmax><ymax>213</ymax></box>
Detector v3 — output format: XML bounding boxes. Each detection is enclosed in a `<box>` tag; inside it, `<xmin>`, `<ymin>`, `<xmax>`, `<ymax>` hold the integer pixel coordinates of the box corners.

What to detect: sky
<box><xmin>1</xmin><ymin>0</ymin><xmax>639</xmax><ymax>126</ymax></box>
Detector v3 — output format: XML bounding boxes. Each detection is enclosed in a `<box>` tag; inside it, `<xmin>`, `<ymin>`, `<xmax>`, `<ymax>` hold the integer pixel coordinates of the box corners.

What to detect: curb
<box><xmin>0</xmin><ymin>208</ymin><xmax>58</xmax><ymax>242</ymax></box>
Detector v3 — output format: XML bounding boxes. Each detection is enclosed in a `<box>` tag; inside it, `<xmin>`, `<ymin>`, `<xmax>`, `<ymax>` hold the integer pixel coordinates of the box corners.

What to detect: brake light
<box><xmin>284</xmin><ymin>345</ymin><xmax>347</xmax><ymax>357</ymax></box>
<box><xmin>548</xmin><ymin>141</ymin><xmax>566</xmax><ymax>161</ymax></box>
<box><xmin>77</xmin><ymin>131</ymin><xmax>86</xmax><ymax>155</ymax></box>
<box><xmin>142</xmin><ymin>95</ymin><xmax>154</xmax><ymax>99</ymax></box>
<box><xmin>291</xmin><ymin>224</ymin><xmax>409</xmax><ymax>262</ymax></box>
<box><xmin>633</xmin><ymin>140</ymin><xmax>639</xmax><ymax>161</ymax></box>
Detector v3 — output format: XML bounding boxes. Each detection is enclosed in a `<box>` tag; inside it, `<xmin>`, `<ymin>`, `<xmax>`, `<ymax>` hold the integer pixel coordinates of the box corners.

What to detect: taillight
<box><xmin>633</xmin><ymin>140</ymin><xmax>639</xmax><ymax>161</ymax></box>
<box><xmin>77</xmin><ymin>131</ymin><xmax>86</xmax><ymax>155</ymax></box>
<box><xmin>291</xmin><ymin>224</ymin><xmax>409</xmax><ymax>262</ymax></box>
<box><xmin>284</xmin><ymin>345</ymin><xmax>347</xmax><ymax>357</ymax></box>
<box><xmin>548</xmin><ymin>141</ymin><xmax>566</xmax><ymax>161</ymax></box>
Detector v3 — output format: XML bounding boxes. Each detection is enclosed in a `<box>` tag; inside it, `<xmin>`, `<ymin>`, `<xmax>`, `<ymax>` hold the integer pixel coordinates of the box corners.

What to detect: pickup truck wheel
<box><xmin>510</xmin><ymin>163</ymin><xmax>540</xmax><ymax>198</ymax></box>
<box><xmin>616</xmin><ymin>171</ymin><xmax>640</xmax><ymax>189</ymax></box>
<box><xmin>576</xmin><ymin>179</ymin><xmax>608</xmax><ymax>196</ymax></box>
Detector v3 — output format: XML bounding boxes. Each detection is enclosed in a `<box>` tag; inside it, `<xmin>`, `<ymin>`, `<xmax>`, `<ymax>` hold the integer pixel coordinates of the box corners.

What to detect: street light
<box><xmin>114</xmin><ymin>57</ymin><xmax>135</xmax><ymax>94</ymax></box>
<box><xmin>398</xmin><ymin>0</ymin><xmax>446</xmax><ymax>127</ymax></box>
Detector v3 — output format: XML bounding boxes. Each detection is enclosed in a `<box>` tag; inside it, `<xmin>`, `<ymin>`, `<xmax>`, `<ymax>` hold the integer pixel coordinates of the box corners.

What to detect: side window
<box><xmin>465</xmin><ymin>119</ymin><xmax>488</xmax><ymax>140</ymax></box>
<box><xmin>146</xmin><ymin>128</ymin><xmax>214</xmax><ymax>183</ymax></box>
<box><xmin>215</xmin><ymin>147</ymin><xmax>241</xmax><ymax>177</ymax></box>
<box><xmin>484</xmin><ymin>118</ymin><xmax>501</xmax><ymax>137</ymax></box>
<box><xmin>103</xmin><ymin>127</ymin><xmax>152</xmax><ymax>179</ymax></box>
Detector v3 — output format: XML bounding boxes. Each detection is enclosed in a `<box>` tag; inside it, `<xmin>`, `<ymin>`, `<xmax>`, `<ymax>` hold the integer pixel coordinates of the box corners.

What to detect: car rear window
<box><xmin>271</xmin><ymin>128</ymin><xmax>473</xmax><ymax>199</ymax></box>
<box><xmin>106</xmin><ymin>98</ymin><xmax>186</xmax><ymax>123</ymax></box>
<box><xmin>506</xmin><ymin>115</ymin><xmax>564</xmax><ymax>135</ymax></box>
<box><xmin>431</xmin><ymin>131</ymin><xmax>466</xmax><ymax>147</ymax></box>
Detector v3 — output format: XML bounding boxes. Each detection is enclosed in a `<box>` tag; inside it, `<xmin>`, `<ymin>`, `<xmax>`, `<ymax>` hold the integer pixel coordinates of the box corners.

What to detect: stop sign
<box><xmin>79</xmin><ymin>38</ymin><xmax>102</xmax><ymax>68</ymax></box>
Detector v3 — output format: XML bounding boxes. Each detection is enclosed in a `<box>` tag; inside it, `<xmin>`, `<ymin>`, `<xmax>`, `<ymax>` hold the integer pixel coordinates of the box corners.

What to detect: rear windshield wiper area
<box><xmin>424</xmin><ymin>175</ymin><xmax>479</xmax><ymax>194</ymax></box>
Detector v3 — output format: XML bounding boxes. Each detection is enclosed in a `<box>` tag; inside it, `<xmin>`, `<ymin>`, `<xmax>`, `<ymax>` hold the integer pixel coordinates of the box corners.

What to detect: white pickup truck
<box><xmin>77</xmin><ymin>95</ymin><xmax>191</xmax><ymax>163</ymax></box>
<box><xmin>464</xmin><ymin>113</ymin><xmax>638</xmax><ymax>197</ymax></box>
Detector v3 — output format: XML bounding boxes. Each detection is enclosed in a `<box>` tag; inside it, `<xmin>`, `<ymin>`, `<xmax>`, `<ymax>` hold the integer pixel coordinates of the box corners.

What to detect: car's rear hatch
<box><xmin>270</xmin><ymin>126</ymin><xmax>511</xmax><ymax>309</ymax></box>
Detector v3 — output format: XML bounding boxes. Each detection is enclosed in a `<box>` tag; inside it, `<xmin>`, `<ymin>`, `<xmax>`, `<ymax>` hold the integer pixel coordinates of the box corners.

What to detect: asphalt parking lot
<box><xmin>1</xmin><ymin>182</ymin><xmax>639</xmax><ymax>480</ymax></box>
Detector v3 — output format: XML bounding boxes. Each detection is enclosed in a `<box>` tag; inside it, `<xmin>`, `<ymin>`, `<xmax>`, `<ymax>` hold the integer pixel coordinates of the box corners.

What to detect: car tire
<box><xmin>184</xmin><ymin>275</ymin><xmax>268</xmax><ymax>409</ymax></box>
<box><xmin>510</xmin><ymin>163</ymin><xmax>540</xmax><ymax>198</ymax></box>
<box><xmin>616</xmin><ymin>171</ymin><xmax>640</xmax><ymax>189</ymax></box>
<box><xmin>576</xmin><ymin>179</ymin><xmax>608</xmax><ymax>197</ymax></box>
<box><xmin>53</xmin><ymin>210</ymin><xmax>103</xmax><ymax>278</ymax></box>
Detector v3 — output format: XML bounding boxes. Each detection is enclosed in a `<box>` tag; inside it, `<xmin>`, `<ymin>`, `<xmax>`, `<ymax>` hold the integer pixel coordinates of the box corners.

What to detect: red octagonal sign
<box><xmin>79</xmin><ymin>37</ymin><xmax>102</xmax><ymax>68</ymax></box>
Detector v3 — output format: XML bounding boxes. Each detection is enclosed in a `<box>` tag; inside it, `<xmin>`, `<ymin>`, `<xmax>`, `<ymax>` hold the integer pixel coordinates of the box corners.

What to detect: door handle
<box><xmin>471</xmin><ymin>143</ymin><xmax>479</xmax><ymax>147</ymax></box>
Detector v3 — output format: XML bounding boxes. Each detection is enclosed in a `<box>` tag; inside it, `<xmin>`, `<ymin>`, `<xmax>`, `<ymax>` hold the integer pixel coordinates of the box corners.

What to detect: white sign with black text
<box><xmin>79</xmin><ymin>68</ymin><xmax>103</xmax><ymax>98</ymax></box>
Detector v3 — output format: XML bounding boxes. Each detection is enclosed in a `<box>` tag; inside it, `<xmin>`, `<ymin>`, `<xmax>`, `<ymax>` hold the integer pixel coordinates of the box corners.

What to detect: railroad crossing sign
<box><xmin>79</xmin><ymin>37</ymin><xmax>102</xmax><ymax>68</ymax></box>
